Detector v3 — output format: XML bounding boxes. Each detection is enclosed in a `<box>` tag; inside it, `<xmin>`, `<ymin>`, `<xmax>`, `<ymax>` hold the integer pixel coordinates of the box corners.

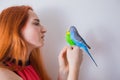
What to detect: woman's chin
<box><xmin>35</xmin><ymin>43</ymin><xmax>44</xmax><ymax>48</ymax></box>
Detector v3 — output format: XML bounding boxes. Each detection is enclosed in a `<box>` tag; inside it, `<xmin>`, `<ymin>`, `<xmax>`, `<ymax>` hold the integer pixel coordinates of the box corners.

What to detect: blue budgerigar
<box><xmin>68</xmin><ymin>26</ymin><xmax>98</xmax><ymax>67</ymax></box>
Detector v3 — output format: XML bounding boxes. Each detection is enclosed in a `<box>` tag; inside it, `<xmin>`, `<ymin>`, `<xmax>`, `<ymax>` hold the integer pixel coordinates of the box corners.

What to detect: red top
<box><xmin>15</xmin><ymin>65</ymin><xmax>41</xmax><ymax>80</ymax></box>
<box><xmin>5</xmin><ymin>61</ymin><xmax>42</xmax><ymax>80</ymax></box>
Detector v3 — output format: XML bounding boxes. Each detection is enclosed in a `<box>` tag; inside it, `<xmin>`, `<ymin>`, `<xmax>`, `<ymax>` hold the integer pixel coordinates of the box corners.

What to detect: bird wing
<box><xmin>73</xmin><ymin>30</ymin><xmax>91</xmax><ymax>49</ymax></box>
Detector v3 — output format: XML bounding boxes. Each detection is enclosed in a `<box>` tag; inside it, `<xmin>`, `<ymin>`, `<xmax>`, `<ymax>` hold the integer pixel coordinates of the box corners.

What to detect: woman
<box><xmin>0</xmin><ymin>5</ymin><xmax>83</xmax><ymax>80</ymax></box>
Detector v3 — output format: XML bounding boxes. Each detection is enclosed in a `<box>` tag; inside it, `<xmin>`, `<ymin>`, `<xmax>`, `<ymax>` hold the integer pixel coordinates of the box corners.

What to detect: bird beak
<box><xmin>67</xmin><ymin>27</ymin><xmax>70</xmax><ymax>32</ymax></box>
<box><xmin>66</xmin><ymin>28</ymin><xmax>70</xmax><ymax>34</ymax></box>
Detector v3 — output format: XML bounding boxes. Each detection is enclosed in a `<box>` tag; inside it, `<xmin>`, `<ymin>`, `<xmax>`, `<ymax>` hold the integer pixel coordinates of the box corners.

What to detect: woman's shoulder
<box><xmin>0</xmin><ymin>67</ymin><xmax>23</xmax><ymax>80</ymax></box>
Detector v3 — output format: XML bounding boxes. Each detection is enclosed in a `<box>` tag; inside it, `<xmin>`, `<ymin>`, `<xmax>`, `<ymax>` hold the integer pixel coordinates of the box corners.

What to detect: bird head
<box><xmin>70</xmin><ymin>25</ymin><xmax>78</xmax><ymax>33</ymax></box>
<box><xmin>66</xmin><ymin>28</ymin><xmax>70</xmax><ymax>35</ymax></box>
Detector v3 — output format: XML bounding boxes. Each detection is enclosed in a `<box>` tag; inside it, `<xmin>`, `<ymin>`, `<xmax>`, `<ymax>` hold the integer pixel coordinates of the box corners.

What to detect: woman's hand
<box><xmin>58</xmin><ymin>46</ymin><xmax>83</xmax><ymax>80</ymax></box>
<box><xmin>67</xmin><ymin>46</ymin><xmax>83</xmax><ymax>69</ymax></box>
<box><xmin>58</xmin><ymin>46</ymin><xmax>68</xmax><ymax>80</ymax></box>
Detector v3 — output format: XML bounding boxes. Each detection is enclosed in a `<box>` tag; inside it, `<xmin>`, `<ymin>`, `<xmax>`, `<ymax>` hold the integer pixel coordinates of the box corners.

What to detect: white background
<box><xmin>0</xmin><ymin>0</ymin><xmax>120</xmax><ymax>80</ymax></box>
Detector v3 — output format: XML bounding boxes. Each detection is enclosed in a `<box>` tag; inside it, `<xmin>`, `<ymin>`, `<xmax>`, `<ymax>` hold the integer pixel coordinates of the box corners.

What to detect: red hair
<box><xmin>0</xmin><ymin>5</ymin><xmax>50</xmax><ymax>80</ymax></box>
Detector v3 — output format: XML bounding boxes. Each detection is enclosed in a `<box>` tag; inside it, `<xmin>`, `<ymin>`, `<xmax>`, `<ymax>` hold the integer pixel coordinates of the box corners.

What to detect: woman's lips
<box><xmin>41</xmin><ymin>35</ymin><xmax>45</xmax><ymax>40</ymax></box>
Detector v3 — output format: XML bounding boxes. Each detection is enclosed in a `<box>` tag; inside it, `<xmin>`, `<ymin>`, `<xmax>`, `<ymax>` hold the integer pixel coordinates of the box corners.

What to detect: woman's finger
<box><xmin>58</xmin><ymin>46</ymin><xmax>68</xmax><ymax>67</ymax></box>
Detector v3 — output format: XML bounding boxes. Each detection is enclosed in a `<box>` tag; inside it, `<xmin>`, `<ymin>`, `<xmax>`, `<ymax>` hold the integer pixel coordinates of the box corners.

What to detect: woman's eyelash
<box><xmin>33</xmin><ymin>22</ymin><xmax>40</xmax><ymax>25</ymax></box>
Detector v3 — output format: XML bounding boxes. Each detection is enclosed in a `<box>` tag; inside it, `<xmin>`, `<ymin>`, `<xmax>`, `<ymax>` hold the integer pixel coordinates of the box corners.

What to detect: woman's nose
<box><xmin>41</xmin><ymin>25</ymin><xmax>47</xmax><ymax>33</ymax></box>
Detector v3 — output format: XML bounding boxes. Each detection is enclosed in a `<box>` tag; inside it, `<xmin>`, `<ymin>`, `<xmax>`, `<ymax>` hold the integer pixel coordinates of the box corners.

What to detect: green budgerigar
<box><xmin>65</xmin><ymin>26</ymin><xmax>98</xmax><ymax>67</ymax></box>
